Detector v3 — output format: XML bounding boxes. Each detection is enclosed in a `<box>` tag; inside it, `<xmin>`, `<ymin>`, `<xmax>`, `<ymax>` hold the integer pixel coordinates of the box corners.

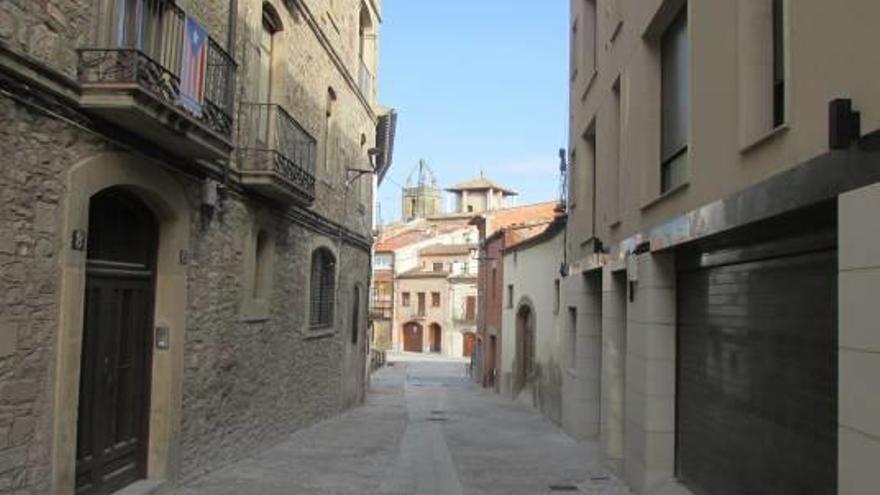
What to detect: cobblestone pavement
<box><xmin>171</xmin><ymin>355</ymin><xmax>632</xmax><ymax>495</ymax></box>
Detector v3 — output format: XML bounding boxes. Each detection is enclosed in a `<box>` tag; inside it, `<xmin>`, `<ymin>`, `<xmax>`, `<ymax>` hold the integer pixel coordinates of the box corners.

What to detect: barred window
<box><xmin>309</xmin><ymin>248</ymin><xmax>336</xmax><ymax>328</ymax></box>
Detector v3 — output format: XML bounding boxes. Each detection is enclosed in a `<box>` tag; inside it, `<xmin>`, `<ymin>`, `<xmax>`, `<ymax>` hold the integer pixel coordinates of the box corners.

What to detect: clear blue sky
<box><xmin>377</xmin><ymin>0</ymin><xmax>569</xmax><ymax>224</ymax></box>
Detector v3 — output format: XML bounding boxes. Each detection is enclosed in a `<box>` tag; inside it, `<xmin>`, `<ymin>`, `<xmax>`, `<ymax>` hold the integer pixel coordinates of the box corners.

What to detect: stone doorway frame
<box><xmin>51</xmin><ymin>152</ymin><xmax>190</xmax><ymax>494</ymax></box>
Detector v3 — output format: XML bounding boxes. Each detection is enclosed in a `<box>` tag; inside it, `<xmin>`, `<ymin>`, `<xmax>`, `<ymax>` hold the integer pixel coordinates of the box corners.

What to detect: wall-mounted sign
<box><xmin>71</xmin><ymin>230</ymin><xmax>86</xmax><ymax>251</ymax></box>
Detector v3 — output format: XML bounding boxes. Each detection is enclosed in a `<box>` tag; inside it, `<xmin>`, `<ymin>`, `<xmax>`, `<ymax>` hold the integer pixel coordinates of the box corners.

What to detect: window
<box><xmin>554</xmin><ymin>279</ymin><xmax>561</xmax><ymax>314</ymax></box>
<box><xmin>309</xmin><ymin>248</ymin><xmax>336</xmax><ymax>328</ymax></box>
<box><xmin>253</xmin><ymin>229</ymin><xmax>271</xmax><ymax>299</ymax></box>
<box><xmin>374</xmin><ymin>253</ymin><xmax>392</xmax><ymax>269</ymax></box>
<box><xmin>323</xmin><ymin>87</ymin><xmax>337</xmax><ymax>176</ymax></box>
<box><xmin>466</xmin><ymin>295</ymin><xmax>476</xmax><ymax>322</ymax></box>
<box><xmin>351</xmin><ymin>285</ymin><xmax>361</xmax><ymax>344</ymax></box>
<box><xmin>570</xmin><ymin>19</ymin><xmax>578</xmax><ymax>80</ymax></box>
<box><xmin>568</xmin><ymin>307</ymin><xmax>578</xmax><ymax>368</ymax></box>
<box><xmin>738</xmin><ymin>0</ymin><xmax>787</xmax><ymax>147</ymax></box>
<box><xmin>110</xmin><ymin>0</ymin><xmax>166</xmax><ymax>55</ymax></box>
<box><xmin>417</xmin><ymin>292</ymin><xmax>426</xmax><ymax>316</ymax></box>
<box><xmin>491</xmin><ymin>267</ymin><xmax>497</xmax><ymax>299</ymax></box>
<box><xmin>568</xmin><ymin>150</ymin><xmax>577</xmax><ymax>210</ymax></box>
<box><xmin>241</xmin><ymin>221</ymin><xmax>275</xmax><ymax>321</ymax></box>
<box><xmin>358</xmin><ymin>4</ymin><xmax>375</xmax><ymax>100</ymax></box>
<box><xmin>772</xmin><ymin>0</ymin><xmax>785</xmax><ymax>127</ymax></box>
<box><xmin>507</xmin><ymin>284</ymin><xmax>514</xmax><ymax>309</ymax></box>
<box><xmin>583</xmin><ymin>0</ymin><xmax>597</xmax><ymax>76</ymax></box>
<box><xmin>432</xmin><ymin>262</ymin><xmax>444</xmax><ymax>272</ymax></box>
<box><xmin>431</xmin><ymin>292</ymin><xmax>441</xmax><ymax>307</ymax></box>
<box><xmin>660</xmin><ymin>6</ymin><xmax>689</xmax><ymax>194</ymax></box>
<box><xmin>609</xmin><ymin>80</ymin><xmax>622</xmax><ymax>224</ymax></box>
<box><xmin>402</xmin><ymin>292</ymin><xmax>410</xmax><ymax>307</ymax></box>
<box><xmin>259</xmin><ymin>5</ymin><xmax>282</xmax><ymax>104</ymax></box>
<box><xmin>584</xmin><ymin>129</ymin><xmax>597</xmax><ymax>233</ymax></box>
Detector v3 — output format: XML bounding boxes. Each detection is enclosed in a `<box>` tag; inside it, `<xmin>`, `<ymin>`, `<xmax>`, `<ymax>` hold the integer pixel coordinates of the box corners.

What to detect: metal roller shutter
<box><xmin>675</xmin><ymin>206</ymin><xmax>837</xmax><ymax>495</ymax></box>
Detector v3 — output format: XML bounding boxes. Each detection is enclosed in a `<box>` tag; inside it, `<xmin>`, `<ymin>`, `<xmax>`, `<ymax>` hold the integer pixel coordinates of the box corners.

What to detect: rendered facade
<box><xmin>0</xmin><ymin>0</ymin><xmax>393</xmax><ymax>493</ymax></box>
<box><xmin>561</xmin><ymin>0</ymin><xmax>880</xmax><ymax>494</ymax></box>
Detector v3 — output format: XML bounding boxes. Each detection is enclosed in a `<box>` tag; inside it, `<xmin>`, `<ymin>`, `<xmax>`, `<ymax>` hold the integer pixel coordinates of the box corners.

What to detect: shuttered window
<box><xmin>465</xmin><ymin>296</ymin><xmax>476</xmax><ymax>321</ymax></box>
<box><xmin>309</xmin><ymin>248</ymin><xmax>336</xmax><ymax>328</ymax></box>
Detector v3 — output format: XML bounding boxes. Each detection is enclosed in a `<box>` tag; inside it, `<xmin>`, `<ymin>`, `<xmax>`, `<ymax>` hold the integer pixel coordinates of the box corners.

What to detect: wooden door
<box><xmin>403</xmin><ymin>323</ymin><xmax>423</xmax><ymax>352</ymax></box>
<box><xmin>463</xmin><ymin>333</ymin><xmax>475</xmax><ymax>357</ymax></box>
<box><xmin>76</xmin><ymin>189</ymin><xmax>157</xmax><ymax>495</ymax></box>
<box><xmin>430</xmin><ymin>324</ymin><xmax>441</xmax><ymax>353</ymax></box>
<box><xmin>486</xmin><ymin>336</ymin><xmax>497</xmax><ymax>387</ymax></box>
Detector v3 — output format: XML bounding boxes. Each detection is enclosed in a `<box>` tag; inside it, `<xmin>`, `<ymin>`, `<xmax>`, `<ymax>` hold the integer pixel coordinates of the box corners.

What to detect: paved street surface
<box><xmin>172</xmin><ymin>354</ymin><xmax>631</xmax><ymax>495</ymax></box>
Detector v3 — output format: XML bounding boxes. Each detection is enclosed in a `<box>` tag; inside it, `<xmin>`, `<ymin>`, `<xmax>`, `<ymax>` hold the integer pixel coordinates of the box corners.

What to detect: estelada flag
<box><xmin>180</xmin><ymin>16</ymin><xmax>207</xmax><ymax>116</ymax></box>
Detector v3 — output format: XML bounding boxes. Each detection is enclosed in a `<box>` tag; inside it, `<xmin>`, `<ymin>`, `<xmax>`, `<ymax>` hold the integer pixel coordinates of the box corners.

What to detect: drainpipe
<box><xmin>224</xmin><ymin>0</ymin><xmax>239</xmax><ymax>198</ymax></box>
<box><xmin>227</xmin><ymin>0</ymin><xmax>238</xmax><ymax>58</ymax></box>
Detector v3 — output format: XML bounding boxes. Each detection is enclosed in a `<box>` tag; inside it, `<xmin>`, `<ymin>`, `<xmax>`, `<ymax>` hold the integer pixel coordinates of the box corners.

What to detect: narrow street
<box><xmin>171</xmin><ymin>355</ymin><xmax>631</xmax><ymax>495</ymax></box>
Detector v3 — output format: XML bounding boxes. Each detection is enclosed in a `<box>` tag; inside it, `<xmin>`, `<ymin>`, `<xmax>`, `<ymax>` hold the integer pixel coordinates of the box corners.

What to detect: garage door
<box><xmin>676</xmin><ymin>215</ymin><xmax>837</xmax><ymax>495</ymax></box>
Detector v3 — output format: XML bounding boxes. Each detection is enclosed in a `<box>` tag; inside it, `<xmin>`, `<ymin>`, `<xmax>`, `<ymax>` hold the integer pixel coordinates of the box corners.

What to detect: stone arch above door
<box><xmin>52</xmin><ymin>152</ymin><xmax>191</xmax><ymax>494</ymax></box>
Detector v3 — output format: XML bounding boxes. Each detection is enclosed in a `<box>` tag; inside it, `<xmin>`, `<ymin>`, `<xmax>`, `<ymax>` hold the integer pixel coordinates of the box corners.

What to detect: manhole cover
<box><xmin>548</xmin><ymin>484</ymin><xmax>579</xmax><ymax>492</ymax></box>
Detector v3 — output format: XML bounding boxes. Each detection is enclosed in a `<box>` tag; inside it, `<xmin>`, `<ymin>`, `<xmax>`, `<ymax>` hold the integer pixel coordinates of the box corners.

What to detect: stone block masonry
<box><xmin>0</xmin><ymin>98</ymin><xmax>372</xmax><ymax>494</ymax></box>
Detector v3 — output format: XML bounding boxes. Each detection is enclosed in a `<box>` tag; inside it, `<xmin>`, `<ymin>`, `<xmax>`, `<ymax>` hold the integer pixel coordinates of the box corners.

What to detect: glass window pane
<box><xmin>661</xmin><ymin>8</ymin><xmax>688</xmax><ymax>162</ymax></box>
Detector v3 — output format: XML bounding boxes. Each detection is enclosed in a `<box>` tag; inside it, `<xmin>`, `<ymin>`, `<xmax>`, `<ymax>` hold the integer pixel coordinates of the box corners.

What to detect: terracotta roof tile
<box><xmin>480</xmin><ymin>201</ymin><xmax>560</xmax><ymax>237</ymax></box>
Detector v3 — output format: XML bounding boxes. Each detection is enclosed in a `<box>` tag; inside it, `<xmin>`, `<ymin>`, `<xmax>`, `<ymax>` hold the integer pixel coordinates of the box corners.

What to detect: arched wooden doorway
<box><xmin>77</xmin><ymin>188</ymin><xmax>158</xmax><ymax>494</ymax></box>
<box><xmin>516</xmin><ymin>304</ymin><xmax>535</xmax><ymax>385</ymax></box>
<box><xmin>403</xmin><ymin>322</ymin><xmax>423</xmax><ymax>352</ymax></box>
<box><xmin>463</xmin><ymin>332</ymin><xmax>476</xmax><ymax>358</ymax></box>
<box><xmin>429</xmin><ymin>323</ymin><xmax>442</xmax><ymax>353</ymax></box>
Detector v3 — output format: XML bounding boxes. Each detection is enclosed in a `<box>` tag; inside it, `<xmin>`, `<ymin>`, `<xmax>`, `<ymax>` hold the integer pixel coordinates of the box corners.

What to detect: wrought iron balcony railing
<box><xmin>239</xmin><ymin>103</ymin><xmax>317</xmax><ymax>204</ymax></box>
<box><xmin>76</xmin><ymin>0</ymin><xmax>236</xmax><ymax>157</ymax></box>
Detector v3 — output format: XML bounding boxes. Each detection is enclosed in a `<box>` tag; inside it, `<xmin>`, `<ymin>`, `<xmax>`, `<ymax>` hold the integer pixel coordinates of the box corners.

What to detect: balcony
<box><xmin>239</xmin><ymin>103</ymin><xmax>317</xmax><ymax>205</ymax></box>
<box><xmin>77</xmin><ymin>1</ymin><xmax>236</xmax><ymax>160</ymax></box>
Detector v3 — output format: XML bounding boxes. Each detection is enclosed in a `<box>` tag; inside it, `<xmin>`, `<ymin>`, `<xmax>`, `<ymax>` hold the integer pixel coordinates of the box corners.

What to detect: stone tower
<box><xmin>402</xmin><ymin>159</ymin><xmax>442</xmax><ymax>221</ymax></box>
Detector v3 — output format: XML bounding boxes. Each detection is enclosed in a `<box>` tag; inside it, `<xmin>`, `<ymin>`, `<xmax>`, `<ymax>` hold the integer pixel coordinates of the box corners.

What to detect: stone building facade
<box><xmin>0</xmin><ymin>0</ymin><xmax>393</xmax><ymax>494</ymax></box>
<box><xmin>563</xmin><ymin>1</ymin><xmax>880</xmax><ymax>494</ymax></box>
<box><xmin>393</xmin><ymin>244</ymin><xmax>477</xmax><ymax>357</ymax></box>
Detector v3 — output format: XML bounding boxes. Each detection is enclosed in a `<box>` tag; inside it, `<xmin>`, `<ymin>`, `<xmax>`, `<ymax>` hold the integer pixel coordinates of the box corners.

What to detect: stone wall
<box><xmin>0</xmin><ymin>98</ymin><xmax>371</xmax><ymax>493</ymax></box>
<box><xmin>0</xmin><ymin>96</ymin><xmax>111</xmax><ymax>494</ymax></box>
<box><xmin>0</xmin><ymin>0</ymin><xmax>381</xmax><ymax>492</ymax></box>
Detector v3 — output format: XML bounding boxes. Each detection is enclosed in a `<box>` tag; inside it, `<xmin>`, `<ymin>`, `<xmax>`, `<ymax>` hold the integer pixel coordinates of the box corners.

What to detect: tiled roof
<box><xmin>374</xmin><ymin>219</ymin><xmax>471</xmax><ymax>251</ymax></box>
<box><xmin>504</xmin><ymin>216</ymin><xmax>566</xmax><ymax>253</ymax></box>
<box><xmin>504</xmin><ymin>223</ymin><xmax>553</xmax><ymax>247</ymax></box>
<box><xmin>446</xmin><ymin>177</ymin><xmax>517</xmax><ymax>195</ymax></box>
<box><xmin>480</xmin><ymin>201</ymin><xmax>560</xmax><ymax>238</ymax></box>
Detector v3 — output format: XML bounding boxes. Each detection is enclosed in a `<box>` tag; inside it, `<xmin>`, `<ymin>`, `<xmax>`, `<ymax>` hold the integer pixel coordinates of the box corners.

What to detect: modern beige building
<box><xmin>0</xmin><ymin>0</ymin><xmax>393</xmax><ymax>493</ymax></box>
<box><xmin>564</xmin><ymin>1</ymin><xmax>880</xmax><ymax>494</ymax></box>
